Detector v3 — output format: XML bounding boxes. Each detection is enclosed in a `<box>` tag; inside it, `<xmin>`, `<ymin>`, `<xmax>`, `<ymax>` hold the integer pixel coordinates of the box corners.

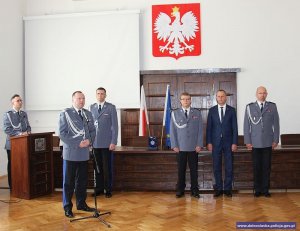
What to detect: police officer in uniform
<box><xmin>89</xmin><ymin>87</ymin><xmax>118</xmax><ymax>198</ymax></box>
<box><xmin>243</xmin><ymin>86</ymin><xmax>280</xmax><ymax>198</ymax></box>
<box><xmin>59</xmin><ymin>91</ymin><xmax>96</xmax><ymax>218</ymax></box>
<box><xmin>3</xmin><ymin>94</ymin><xmax>31</xmax><ymax>190</ymax></box>
<box><xmin>170</xmin><ymin>92</ymin><xmax>203</xmax><ymax>198</ymax></box>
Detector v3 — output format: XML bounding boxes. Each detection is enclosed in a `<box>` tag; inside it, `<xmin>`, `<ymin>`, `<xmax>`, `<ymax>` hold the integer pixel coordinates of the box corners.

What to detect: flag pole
<box><xmin>162</xmin><ymin>84</ymin><xmax>170</xmax><ymax>150</ymax></box>
<box><xmin>160</xmin><ymin>125</ymin><xmax>164</xmax><ymax>150</ymax></box>
<box><xmin>147</xmin><ymin>123</ymin><xmax>151</xmax><ymax>137</ymax></box>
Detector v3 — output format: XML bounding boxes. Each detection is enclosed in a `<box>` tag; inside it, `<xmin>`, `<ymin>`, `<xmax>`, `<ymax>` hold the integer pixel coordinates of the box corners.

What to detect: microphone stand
<box><xmin>70</xmin><ymin>110</ymin><xmax>111</xmax><ymax>228</ymax></box>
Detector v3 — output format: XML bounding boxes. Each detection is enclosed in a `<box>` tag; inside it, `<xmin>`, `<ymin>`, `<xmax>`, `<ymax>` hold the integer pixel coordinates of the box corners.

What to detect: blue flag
<box><xmin>163</xmin><ymin>85</ymin><xmax>171</xmax><ymax>148</ymax></box>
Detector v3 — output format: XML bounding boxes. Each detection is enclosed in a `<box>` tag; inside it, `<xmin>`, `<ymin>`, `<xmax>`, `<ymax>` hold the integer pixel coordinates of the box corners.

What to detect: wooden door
<box><xmin>121</xmin><ymin>70</ymin><xmax>238</xmax><ymax>147</ymax></box>
<box><xmin>142</xmin><ymin>75</ymin><xmax>178</xmax><ymax>139</ymax></box>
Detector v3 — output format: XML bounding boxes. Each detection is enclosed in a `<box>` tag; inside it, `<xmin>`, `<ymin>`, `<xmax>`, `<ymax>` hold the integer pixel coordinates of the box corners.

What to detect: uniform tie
<box><xmin>260</xmin><ymin>103</ymin><xmax>264</xmax><ymax>113</ymax></box>
<box><xmin>220</xmin><ymin>107</ymin><xmax>224</xmax><ymax>123</ymax></box>
<box><xmin>78</xmin><ymin>110</ymin><xmax>83</xmax><ymax>120</ymax></box>
<box><xmin>184</xmin><ymin>110</ymin><xmax>188</xmax><ymax>118</ymax></box>
<box><xmin>98</xmin><ymin>104</ymin><xmax>101</xmax><ymax>114</ymax></box>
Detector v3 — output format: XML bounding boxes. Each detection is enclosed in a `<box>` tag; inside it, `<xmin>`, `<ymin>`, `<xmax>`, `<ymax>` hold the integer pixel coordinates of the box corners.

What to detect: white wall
<box><xmin>23</xmin><ymin>0</ymin><xmax>300</xmax><ymax>134</ymax></box>
<box><xmin>1</xmin><ymin>0</ymin><xmax>300</xmax><ymax>175</ymax></box>
<box><xmin>0</xmin><ymin>0</ymin><xmax>24</xmax><ymax>176</ymax></box>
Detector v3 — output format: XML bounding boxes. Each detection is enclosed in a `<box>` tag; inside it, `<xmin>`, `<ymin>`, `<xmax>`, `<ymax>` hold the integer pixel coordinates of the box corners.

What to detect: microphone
<box><xmin>81</xmin><ymin>109</ymin><xmax>99</xmax><ymax>174</ymax></box>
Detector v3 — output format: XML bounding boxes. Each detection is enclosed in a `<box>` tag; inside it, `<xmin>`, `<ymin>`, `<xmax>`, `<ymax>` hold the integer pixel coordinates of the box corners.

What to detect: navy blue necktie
<box><xmin>185</xmin><ymin>110</ymin><xmax>188</xmax><ymax>118</ymax></box>
<box><xmin>260</xmin><ymin>103</ymin><xmax>263</xmax><ymax>113</ymax></box>
<box><xmin>78</xmin><ymin>110</ymin><xmax>83</xmax><ymax>120</ymax></box>
<box><xmin>98</xmin><ymin>105</ymin><xmax>101</xmax><ymax>114</ymax></box>
<box><xmin>220</xmin><ymin>107</ymin><xmax>224</xmax><ymax>123</ymax></box>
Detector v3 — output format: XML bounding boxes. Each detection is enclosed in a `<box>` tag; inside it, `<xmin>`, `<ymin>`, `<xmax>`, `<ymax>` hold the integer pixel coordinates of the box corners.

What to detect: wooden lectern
<box><xmin>10</xmin><ymin>132</ymin><xmax>54</xmax><ymax>199</ymax></box>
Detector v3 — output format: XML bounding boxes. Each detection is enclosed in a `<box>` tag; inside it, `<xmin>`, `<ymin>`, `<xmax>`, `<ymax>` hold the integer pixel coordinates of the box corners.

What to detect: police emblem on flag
<box><xmin>152</xmin><ymin>3</ymin><xmax>201</xmax><ymax>59</ymax></box>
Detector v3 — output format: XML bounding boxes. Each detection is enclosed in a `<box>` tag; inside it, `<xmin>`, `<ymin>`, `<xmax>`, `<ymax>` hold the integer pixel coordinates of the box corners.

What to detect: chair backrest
<box><xmin>281</xmin><ymin>134</ymin><xmax>300</xmax><ymax>145</ymax></box>
<box><xmin>238</xmin><ymin>135</ymin><xmax>246</xmax><ymax>147</ymax></box>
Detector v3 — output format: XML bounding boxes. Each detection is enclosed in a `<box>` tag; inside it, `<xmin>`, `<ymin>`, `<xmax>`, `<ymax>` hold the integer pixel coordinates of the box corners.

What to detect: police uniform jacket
<box><xmin>3</xmin><ymin>109</ymin><xmax>31</xmax><ymax>150</ymax></box>
<box><xmin>89</xmin><ymin>102</ymin><xmax>118</xmax><ymax>148</ymax></box>
<box><xmin>170</xmin><ymin>107</ymin><xmax>203</xmax><ymax>152</ymax></box>
<box><xmin>59</xmin><ymin>107</ymin><xmax>96</xmax><ymax>161</ymax></box>
<box><xmin>243</xmin><ymin>101</ymin><xmax>280</xmax><ymax>148</ymax></box>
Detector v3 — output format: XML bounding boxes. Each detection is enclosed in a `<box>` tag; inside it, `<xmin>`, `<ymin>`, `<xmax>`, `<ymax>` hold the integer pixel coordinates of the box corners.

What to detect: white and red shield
<box><xmin>152</xmin><ymin>3</ymin><xmax>201</xmax><ymax>59</ymax></box>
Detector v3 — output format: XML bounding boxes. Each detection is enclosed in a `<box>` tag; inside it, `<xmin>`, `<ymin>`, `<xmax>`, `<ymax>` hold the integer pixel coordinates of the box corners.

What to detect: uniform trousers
<box><xmin>252</xmin><ymin>147</ymin><xmax>272</xmax><ymax>194</ymax></box>
<box><xmin>6</xmin><ymin>150</ymin><xmax>11</xmax><ymax>189</ymax></box>
<box><xmin>176</xmin><ymin>151</ymin><xmax>199</xmax><ymax>193</ymax></box>
<box><xmin>63</xmin><ymin>160</ymin><xmax>88</xmax><ymax>211</ymax></box>
<box><xmin>94</xmin><ymin>148</ymin><xmax>112</xmax><ymax>193</ymax></box>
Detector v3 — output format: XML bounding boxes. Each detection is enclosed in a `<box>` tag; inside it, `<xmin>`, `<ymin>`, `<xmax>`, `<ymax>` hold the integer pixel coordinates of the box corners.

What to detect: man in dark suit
<box><xmin>244</xmin><ymin>86</ymin><xmax>280</xmax><ymax>198</ymax></box>
<box><xmin>206</xmin><ymin>90</ymin><xmax>238</xmax><ymax>197</ymax></box>
<box><xmin>89</xmin><ymin>87</ymin><xmax>118</xmax><ymax>198</ymax></box>
<box><xmin>170</xmin><ymin>92</ymin><xmax>203</xmax><ymax>199</ymax></box>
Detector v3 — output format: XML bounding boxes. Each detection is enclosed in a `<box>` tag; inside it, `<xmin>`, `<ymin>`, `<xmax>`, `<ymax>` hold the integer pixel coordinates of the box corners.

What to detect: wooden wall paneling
<box><xmin>232</xmin><ymin>152</ymin><xmax>253</xmax><ymax>189</ymax></box>
<box><xmin>121</xmin><ymin>70</ymin><xmax>237</xmax><ymax>147</ymax></box>
<box><xmin>177</xmin><ymin>74</ymin><xmax>214</xmax><ymax>146</ymax></box>
<box><xmin>142</xmin><ymin>75</ymin><xmax>178</xmax><ymax>147</ymax></box>
<box><xmin>121</xmin><ymin>109</ymin><xmax>139</xmax><ymax>146</ymax></box>
<box><xmin>199</xmin><ymin>154</ymin><xmax>214</xmax><ymax>189</ymax></box>
<box><xmin>213</xmin><ymin>73</ymin><xmax>237</xmax><ymax>109</ymax></box>
<box><xmin>270</xmin><ymin>152</ymin><xmax>300</xmax><ymax>189</ymax></box>
<box><xmin>113</xmin><ymin>153</ymin><xmax>178</xmax><ymax>191</ymax></box>
<box><xmin>53</xmin><ymin>146</ymin><xmax>300</xmax><ymax>191</ymax></box>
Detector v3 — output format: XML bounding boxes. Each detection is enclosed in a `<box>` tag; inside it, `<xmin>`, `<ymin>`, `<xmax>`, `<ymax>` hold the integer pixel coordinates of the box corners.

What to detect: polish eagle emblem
<box><xmin>153</xmin><ymin>6</ymin><xmax>199</xmax><ymax>57</ymax></box>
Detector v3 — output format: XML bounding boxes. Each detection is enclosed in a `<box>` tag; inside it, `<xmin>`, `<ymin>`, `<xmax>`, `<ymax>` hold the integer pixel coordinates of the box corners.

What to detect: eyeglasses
<box><xmin>16</xmin><ymin>99</ymin><xmax>23</xmax><ymax>102</ymax></box>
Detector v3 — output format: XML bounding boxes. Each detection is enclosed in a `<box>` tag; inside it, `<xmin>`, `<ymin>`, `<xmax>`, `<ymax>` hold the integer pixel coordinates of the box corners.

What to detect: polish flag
<box><xmin>139</xmin><ymin>85</ymin><xmax>149</xmax><ymax>136</ymax></box>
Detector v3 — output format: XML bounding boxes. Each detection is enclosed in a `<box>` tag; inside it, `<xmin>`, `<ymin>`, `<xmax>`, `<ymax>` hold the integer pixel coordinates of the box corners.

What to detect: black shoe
<box><xmin>176</xmin><ymin>192</ymin><xmax>184</xmax><ymax>198</ymax></box>
<box><xmin>65</xmin><ymin>210</ymin><xmax>74</xmax><ymax>218</ymax></box>
<box><xmin>264</xmin><ymin>192</ymin><xmax>271</xmax><ymax>198</ymax></box>
<box><xmin>105</xmin><ymin>192</ymin><xmax>112</xmax><ymax>198</ymax></box>
<box><xmin>77</xmin><ymin>204</ymin><xmax>95</xmax><ymax>212</ymax></box>
<box><xmin>191</xmin><ymin>190</ymin><xmax>200</xmax><ymax>198</ymax></box>
<box><xmin>214</xmin><ymin>190</ymin><xmax>223</xmax><ymax>198</ymax></box>
<box><xmin>224</xmin><ymin>190</ymin><xmax>232</xmax><ymax>197</ymax></box>
<box><xmin>254</xmin><ymin>192</ymin><xmax>261</xmax><ymax>197</ymax></box>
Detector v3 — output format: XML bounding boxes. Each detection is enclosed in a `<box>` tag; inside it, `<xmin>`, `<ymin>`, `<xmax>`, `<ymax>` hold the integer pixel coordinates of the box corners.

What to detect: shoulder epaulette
<box><xmin>247</xmin><ymin>102</ymin><xmax>255</xmax><ymax>106</ymax></box>
<box><xmin>267</xmin><ymin>101</ymin><xmax>275</xmax><ymax>105</ymax></box>
<box><xmin>63</xmin><ymin>108</ymin><xmax>72</xmax><ymax>112</ymax></box>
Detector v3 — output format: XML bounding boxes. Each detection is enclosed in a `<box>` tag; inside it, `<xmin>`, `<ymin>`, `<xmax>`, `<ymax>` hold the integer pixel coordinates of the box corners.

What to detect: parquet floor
<box><xmin>0</xmin><ymin>178</ymin><xmax>299</xmax><ymax>230</ymax></box>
